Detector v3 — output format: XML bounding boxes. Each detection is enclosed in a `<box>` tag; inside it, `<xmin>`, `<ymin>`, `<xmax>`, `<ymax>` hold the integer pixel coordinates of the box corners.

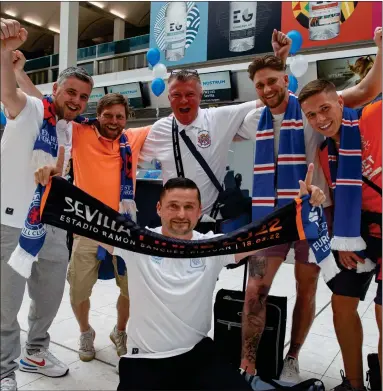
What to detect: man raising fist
<box><xmin>1</xmin><ymin>18</ymin><xmax>94</xmax><ymax>391</ymax></box>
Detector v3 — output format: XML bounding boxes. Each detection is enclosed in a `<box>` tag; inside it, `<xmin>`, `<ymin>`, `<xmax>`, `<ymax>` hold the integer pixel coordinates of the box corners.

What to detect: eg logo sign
<box><xmin>233</xmin><ymin>8</ymin><xmax>254</xmax><ymax>23</ymax></box>
<box><xmin>170</xmin><ymin>22</ymin><xmax>183</xmax><ymax>31</ymax></box>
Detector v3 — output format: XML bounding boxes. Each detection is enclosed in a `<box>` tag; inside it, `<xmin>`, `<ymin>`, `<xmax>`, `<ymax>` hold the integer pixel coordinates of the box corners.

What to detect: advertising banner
<box><xmin>86</xmin><ymin>87</ymin><xmax>105</xmax><ymax>114</ymax></box>
<box><xmin>207</xmin><ymin>2</ymin><xmax>281</xmax><ymax>60</ymax></box>
<box><xmin>317</xmin><ymin>54</ymin><xmax>376</xmax><ymax>90</ymax></box>
<box><xmin>149</xmin><ymin>1</ymin><xmax>208</xmax><ymax>67</ymax></box>
<box><xmin>282</xmin><ymin>2</ymin><xmax>379</xmax><ymax>49</ymax></box>
<box><xmin>107</xmin><ymin>83</ymin><xmax>144</xmax><ymax>109</ymax></box>
<box><xmin>200</xmin><ymin>71</ymin><xmax>232</xmax><ymax>103</ymax></box>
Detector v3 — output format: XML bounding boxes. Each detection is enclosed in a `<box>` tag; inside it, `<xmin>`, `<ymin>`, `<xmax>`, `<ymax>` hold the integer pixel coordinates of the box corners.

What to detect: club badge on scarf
<box><xmin>296</xmin><ymin>198</ymin><xmax>340</xmax><ymax>282</ymax></box>
<box><xmin>9</xmin><ymin>176</ymin><xmax>339</xmax><ymax>282</ymax></box>
<box><xmin>252</xmin><ymin>93</ymin><xmax>307</xmax><ymax>221</ymax></box>
<box><xmin>325</xmin><ymin>107</ymin><xmax>375</xmax><ymax>273</ymax></box>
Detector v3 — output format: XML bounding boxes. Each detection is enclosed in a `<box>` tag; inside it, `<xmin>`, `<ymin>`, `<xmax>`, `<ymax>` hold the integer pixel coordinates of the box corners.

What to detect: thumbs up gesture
<box><xmin>298</xmin><ymin>163</ymin><xmax>326</xmax><ymax>206</ymax></box>
<box><xmin>1</xmin><ymin>18</ymin><xmax>28</xmax><ymax>52</ymax></box>
<box><xmin>34</xmin><ymin>146</ymin><xmax>65</xmax><ymax>186</ymax></box>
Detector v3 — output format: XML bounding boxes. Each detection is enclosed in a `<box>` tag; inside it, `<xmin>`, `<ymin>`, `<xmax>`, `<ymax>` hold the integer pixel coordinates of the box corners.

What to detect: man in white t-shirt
<box><xmin>114</xmin><ymin>172</ymin><xmax>324</xmax><ymax>390</ymax></box>
<box><xmin>139</xmin><ymin>32</ymin><xmax>293</xmax><ymax>233</ymax></box>
<box><xmin>238</xmin><ymin>50</ymin><xmax>382</xmax><ymax>382</ymax></box>
<box><xmin>1</xmin><ymin>18</ymin><xmax>93</xmax><ymax>391</ymax></box>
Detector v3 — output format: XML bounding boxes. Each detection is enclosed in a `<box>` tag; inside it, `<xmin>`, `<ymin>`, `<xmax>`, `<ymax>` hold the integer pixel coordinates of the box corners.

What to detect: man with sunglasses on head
<box><xmin>140</xmin><ymin>31</ymin><xmax>294</xmax><ymax>234</ymax></box>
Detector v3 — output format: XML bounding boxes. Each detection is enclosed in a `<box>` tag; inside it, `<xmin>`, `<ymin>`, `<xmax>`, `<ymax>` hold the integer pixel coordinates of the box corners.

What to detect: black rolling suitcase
<box><xmin>214</xmin><ymin>260</ymin><xmax>287</xmax><ymax>380</ymax></box>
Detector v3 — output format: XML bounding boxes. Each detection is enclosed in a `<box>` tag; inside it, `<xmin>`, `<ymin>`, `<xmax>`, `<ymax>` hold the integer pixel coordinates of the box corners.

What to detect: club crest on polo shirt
<box><xmin>197</xmin><ymin>129</ymin><xmax>211</xmax><ymax>148</ymax></box>
<box><xmin>189</xmin><ymin>258</ymin><xmax>206</xmax><ymax>269</ymax></box>
<box><xmin>150</xmin><ymin>256</ymin><xmax>163</xmax><ymax>265</ymax></box>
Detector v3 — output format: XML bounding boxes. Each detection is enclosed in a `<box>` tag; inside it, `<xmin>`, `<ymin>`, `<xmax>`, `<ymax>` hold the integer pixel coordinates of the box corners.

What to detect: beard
<box><xmin>261</xmin><ymin>90</ymin><xmax>286</xmax><ymax>109</ymax></box>
<box><xmin>99</xmin><ymin>125</ymin><xmax>123</xmax><ymax>140</ymax></box>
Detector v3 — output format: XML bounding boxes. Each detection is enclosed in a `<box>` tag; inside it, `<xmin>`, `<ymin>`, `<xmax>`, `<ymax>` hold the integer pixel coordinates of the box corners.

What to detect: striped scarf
<box><xmin>325</xmin><ymin>107</ymin><xmax>376</xmax><ymax>273</ymax></box>
<box><xmin>252</xmin><ymin>93</ymin><xmax>307</xmax><ymax>220</ymax></box>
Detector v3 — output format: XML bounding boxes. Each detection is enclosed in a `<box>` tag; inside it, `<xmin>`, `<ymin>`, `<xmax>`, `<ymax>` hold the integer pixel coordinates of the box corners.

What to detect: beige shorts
<box><xmin>67</xmin><ymin>235</ymin><xmax>129</xmax><ymax>305</ymax></box>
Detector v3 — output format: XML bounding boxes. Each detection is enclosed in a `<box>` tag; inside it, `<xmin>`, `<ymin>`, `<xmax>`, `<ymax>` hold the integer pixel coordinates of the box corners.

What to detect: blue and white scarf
<box><xmin>252</xmin><ymin>93</ymin><xmax>307</xmax><ymax>220</ymax></box>
<box><xmin>327</xmin><ymin>107</ymin><xmax>375</xmax><ymax>273</ymax></box>
<box><xmin>8</xmin><ymin>97</ymin><xmax>134</xmax><ymax>278</ymax></box>
<box><xmin>252</xmin><ymin>93</ymin><xmax>340</xmax><ymax>281</ymax></box>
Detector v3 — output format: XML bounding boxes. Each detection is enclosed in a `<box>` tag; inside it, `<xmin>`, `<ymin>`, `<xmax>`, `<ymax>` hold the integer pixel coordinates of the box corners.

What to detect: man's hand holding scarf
<box><xmin>34</xmin><ymin>146</ymin><xmax>65</xmax><ymax>186</ymax></box>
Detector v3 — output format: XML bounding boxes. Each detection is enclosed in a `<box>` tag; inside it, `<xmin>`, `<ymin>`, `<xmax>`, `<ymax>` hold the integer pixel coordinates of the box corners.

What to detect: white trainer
<box><xmin>110</xmin><ymin>326</ymin><xmax>127</xmax><ymax>357</ymax></box>
<box><xmin>0</xmin><ymin>377</ymin><xmax>17</xmax><ymax>391</ymax></box>
<box><xmin>19</xmin><ymin>348</ymin><xmax>69</xmax><ymax>377</ymax></box>
<box><xmin>79</xmin><ymin>326</ymin><xmax>96</xmax><ymax>362</ymax></box>
<box><xmin>279</xmin><ymin>356</ymin><xmax>301</xmax><ymax>383</ymax></box>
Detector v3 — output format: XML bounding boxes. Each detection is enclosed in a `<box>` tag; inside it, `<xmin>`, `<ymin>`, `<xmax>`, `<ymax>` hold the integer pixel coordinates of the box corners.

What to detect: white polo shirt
<box><xmin>115</xmin><ymin>227</ymin><xmax>235</xmax><ymax>359</ymax></box>
<box><xmin>240</xmin><ymin>107</ymin><xmax>332</xmax><ymax>208</ymax></box>
<box><xmin>140</xmin><ymin>102</ymin><xmax>257</xmax><ymax>215</ymax></box>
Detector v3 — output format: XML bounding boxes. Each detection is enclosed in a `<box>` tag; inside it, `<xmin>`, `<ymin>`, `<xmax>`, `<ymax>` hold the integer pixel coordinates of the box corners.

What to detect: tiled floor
<box><xmin>14</xmin><ymin>262</ymin><xmax>379</xmax><ymax>390</ymax></box>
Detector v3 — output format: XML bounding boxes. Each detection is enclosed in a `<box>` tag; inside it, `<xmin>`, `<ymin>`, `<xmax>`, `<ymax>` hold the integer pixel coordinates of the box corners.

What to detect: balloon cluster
<box><xmin>146</xmin><ymin>48</ymin><xmax>168</xmax><ymax>97</ymax></box>
<box><xmin>286</xmin><ymin>30</ymin><xmax>309</xmax><ymax>94</ymax></box>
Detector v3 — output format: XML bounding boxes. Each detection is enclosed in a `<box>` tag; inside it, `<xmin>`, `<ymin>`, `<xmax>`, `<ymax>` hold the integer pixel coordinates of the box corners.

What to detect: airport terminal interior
<box><xmin>0</xmin><ymin>1</ymin><xmax>382</xmax><ymax>390</ymax></box>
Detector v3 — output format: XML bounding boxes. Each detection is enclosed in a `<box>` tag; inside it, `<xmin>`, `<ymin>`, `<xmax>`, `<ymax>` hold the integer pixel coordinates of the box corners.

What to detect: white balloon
<box><xmin>152</xmin><ymin>63</ymin><xmax>168</xmax><ymax>79</ymax></box>
<box><xmin>290</xmin><ymin>55</ymin><xmax>308</xmax><ymax>78</ymax></box>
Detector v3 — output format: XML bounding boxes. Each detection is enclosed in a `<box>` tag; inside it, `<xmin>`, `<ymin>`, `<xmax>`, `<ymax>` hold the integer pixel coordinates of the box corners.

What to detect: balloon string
<box><xmin>156</xmin><ymin>97</ymin><xmax>159</xmax><ymax>119</ymax></box>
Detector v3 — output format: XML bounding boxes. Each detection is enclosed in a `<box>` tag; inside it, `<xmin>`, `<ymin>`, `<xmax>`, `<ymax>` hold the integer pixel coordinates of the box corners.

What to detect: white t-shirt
<box><xmin>1</xmin><ymin>95</ymin><xmax>73</xmax><ymax>228</ymax></box>
<box><xmin>1</xmin><ymin>96</ymin><xmax>44</xmax><ymax>228</ymax></box>
<box><xmin>139</xmin><ymin>102</ymin><xmax>257</xmax><ymax>215</ymax></box>
<box><xmin>240</xmin><ymin>107</ymin><xmax>332</xmax><ymax>208</ymax></box>
<box><xmin>116</xmin><ymin>227</ymin><xmax>235</xmax><ymax>359</ymax></box>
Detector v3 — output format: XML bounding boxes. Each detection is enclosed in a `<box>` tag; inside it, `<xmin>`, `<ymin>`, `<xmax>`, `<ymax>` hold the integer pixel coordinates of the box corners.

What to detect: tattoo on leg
<box><xmin>249</xmin><ymin>257</ymin><xmax>268</xmax><ymax>279</ymax></box>
<box><xmin>242</xmin><ymin>285</ymin><xmax>270</xmax><ymax>362</ymax></box>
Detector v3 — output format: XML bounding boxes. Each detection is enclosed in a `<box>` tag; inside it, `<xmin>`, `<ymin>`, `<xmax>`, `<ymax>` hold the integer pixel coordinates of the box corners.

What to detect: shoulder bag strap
<box><xmin>178</xmin><ymin>127</ymin><xmax>224</xmax><ymax>219</ymax></box>
<box><xmin>172</xmin><ymin>118</ymin><xmax>185</xmax><ymax>178</ymax></box>
<box><xmin>362</xmin><ymin>175</ymin><xmax>382</xmax><ymax>196</ymax></box>
<box><xmin>178</xmin><ymin>127</ymin><xmax>224</xmax><ymax>193</ymax></box>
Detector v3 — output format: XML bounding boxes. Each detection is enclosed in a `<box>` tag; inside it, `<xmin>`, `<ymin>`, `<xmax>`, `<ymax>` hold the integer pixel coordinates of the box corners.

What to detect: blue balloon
<box><xmin>146</xmin><ymin>48</ymin><xmax>161</xmax><ymax>67</ymax></box>
<box><xmin>287</xmin><ymin>30</ymin><xmax>303</xmax><ymax>55</ymax></box>
<box><xmin>288</xmin><ymin>75</ymin><xmax>298</xmax><ymax>93</ymax></box>
<box><xmin>0</xmin><ymin>111</ymin><xmax>6</xmax><ymax>126</ymax></box>
<box><xmin>151</xmin><ymin>78</ymin><xmax>165</xmax><ymax>97</ymax></box>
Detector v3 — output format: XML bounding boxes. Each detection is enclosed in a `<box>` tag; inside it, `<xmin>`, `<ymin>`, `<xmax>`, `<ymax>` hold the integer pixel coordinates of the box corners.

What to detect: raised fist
<box><xmin>1</xmin><ymin>18</ymin><xmax>28</xmax><ymax>52</ymax></box>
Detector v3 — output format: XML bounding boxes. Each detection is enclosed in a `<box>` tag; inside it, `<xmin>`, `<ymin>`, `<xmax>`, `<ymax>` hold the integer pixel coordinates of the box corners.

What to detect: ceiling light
<box><xmin>4</xmin><ymin>10</ymin><xmax>17</xmax><ymax>17</ymax></box>
<box><xmin>89</xmin><ymin>1</ymin><xmax>104</xmax><ymax>8</ymax></box>
<box><xmin>48</xmin><ymin>26</ymin><xmax>60</xmax><ymax>34</ymax></box>
<box><xmin>110</xmin><ymin>9</ymin><xmax>125</xmax><ymax>19</ymax></box>
<box><xmin>24</xmin><ymin>17</ymin><xmax>42</xmax><ymax>27</ymax></box>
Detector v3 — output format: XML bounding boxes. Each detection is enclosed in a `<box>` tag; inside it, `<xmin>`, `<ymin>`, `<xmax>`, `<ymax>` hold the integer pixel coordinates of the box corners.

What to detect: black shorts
<box><xmin>117</xmin><ymin>337</ymin><xmax>251</xmax><ymax>391</ymax></box>
<box><xmin>327</xmin><ymin>235</ymin><xmax>381</xmax><ymax>301</ymax></box>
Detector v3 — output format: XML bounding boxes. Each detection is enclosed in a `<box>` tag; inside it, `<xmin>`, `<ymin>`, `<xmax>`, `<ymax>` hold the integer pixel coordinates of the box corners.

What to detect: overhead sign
<box><xmin>85</xmin><ymin>87</ymin><xmax>106</xmax><ymax>114</ymax></box>
<box><xmin>200</xmin><ymin>71</ymin><xmax>232</xmax><ymax>103</ymax></box>
<box><xmin>106</xmin><ymin>82</ymin><xmax>144</xmax><ymax>109</ymax></box>
<box><xmin>89</xmin><ymin>87</ymin><xmax>105</xmax><ymax>103</ymax></box>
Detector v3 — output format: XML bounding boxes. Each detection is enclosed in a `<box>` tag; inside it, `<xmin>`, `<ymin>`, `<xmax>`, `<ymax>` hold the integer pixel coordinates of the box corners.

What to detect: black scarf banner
<box><xmin>41</xmin><ymin>177</ymin><xmax>307</xmax><ymax>258</ymax></box>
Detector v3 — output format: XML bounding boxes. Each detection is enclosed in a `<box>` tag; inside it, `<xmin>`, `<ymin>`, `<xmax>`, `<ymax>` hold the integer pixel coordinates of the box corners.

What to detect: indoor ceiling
<box><xmin>1</xmin><ymin>1</ymin><xmax>150</xmax><ymax>53</ymax></box>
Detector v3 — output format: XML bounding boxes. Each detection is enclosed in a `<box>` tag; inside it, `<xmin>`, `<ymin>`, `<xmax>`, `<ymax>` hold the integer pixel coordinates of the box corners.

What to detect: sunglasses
<box><xmin>170</xmin><ymin>69</ymin><xmax>199</xmax><ymax>76</ymax></box>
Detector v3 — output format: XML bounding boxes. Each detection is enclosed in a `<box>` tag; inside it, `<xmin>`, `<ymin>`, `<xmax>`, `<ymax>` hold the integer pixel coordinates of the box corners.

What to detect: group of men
<box><xmin>1</xmin><ymin>16</ymin><xmax>382</xmax><ymax>391</ymax></box>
